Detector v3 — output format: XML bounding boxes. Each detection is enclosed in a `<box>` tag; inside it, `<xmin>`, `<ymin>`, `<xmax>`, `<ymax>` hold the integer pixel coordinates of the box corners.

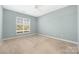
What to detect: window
<box><xmin>16</xmin><ymin>17</ymin><xmax>30</xmax><ymax>34</ymax></box>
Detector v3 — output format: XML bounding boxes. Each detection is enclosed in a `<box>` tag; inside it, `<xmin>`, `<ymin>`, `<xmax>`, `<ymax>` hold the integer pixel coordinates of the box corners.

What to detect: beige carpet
<box><xmin>0</xmin><ymin>35</ymin><xmax>78</xmax><ymax>54</ymax></box>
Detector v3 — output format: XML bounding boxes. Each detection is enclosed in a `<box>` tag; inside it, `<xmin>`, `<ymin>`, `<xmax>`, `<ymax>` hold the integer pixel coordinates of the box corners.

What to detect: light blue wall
<box><xmin>2</xmin><ymin>8</ymin><xmax>37</xmax><ymax>39</ymax></box>
<box><xmin>0</xmin><ymin>6</ymin><xmax>3</xmax><ymax>40</ymax></box>
<box><xmin>77</xmin><ymin>5</ymin><xmax>79</xmax><ymax>43</ymax></box>
<box><xmin>38</xmin><ymin>6</ymin><xmax>77</xmax><ymax>42</ymax></box>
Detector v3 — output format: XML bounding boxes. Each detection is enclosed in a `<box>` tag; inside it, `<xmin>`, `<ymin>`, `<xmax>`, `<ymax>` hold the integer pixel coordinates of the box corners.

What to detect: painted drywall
<box><xmin>77</xmin><ymin>6</ymin><xmax>79</xmax><ymax>45</ymax></box>
<box><xmin>0</xmin><ymin>6</ymin><xmax>3</xmax><ymax>40</ymax></box>
<box><xmin>38</xmin><ymin>6</ymin><xmax>77</xmax><ymax>42</ymax></box>
<box><xmin>3</xmin><ymin>8</ymin><xmax>37</xmax><ymax>39</ymax></box>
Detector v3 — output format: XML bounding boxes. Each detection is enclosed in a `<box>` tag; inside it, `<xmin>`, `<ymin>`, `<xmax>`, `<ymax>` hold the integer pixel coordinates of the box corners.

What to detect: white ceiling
<box><xmin>3</xmin><ymin>5</ymin><xmax>69</xmax><ymax>17</ymax></box>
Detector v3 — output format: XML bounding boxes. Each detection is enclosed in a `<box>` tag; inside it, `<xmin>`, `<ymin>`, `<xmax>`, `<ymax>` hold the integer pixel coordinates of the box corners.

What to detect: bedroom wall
<box><xmin>0</xmin><ymin>6</ymin><xmax>3</xmax><ymax>40</ymax></box>
<box><xmin>77</xmin><ymin>5</ymin><xmax>79</xmax><ymax>46</ymax></box>
<box><xmin>2</xmin><ymin>8</ymin><xmax>37</xmax><ymax>39</ymax></box>
<box><xmin>37</xmin><ymin>6</ymin><xmax>77</xmax><ymax>42</ymax></box>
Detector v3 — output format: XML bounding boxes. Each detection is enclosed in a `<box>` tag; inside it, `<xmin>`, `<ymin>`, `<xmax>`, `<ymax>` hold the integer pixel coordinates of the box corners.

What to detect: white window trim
<box><xmin>16</xmin><ymin>17</ymin><xmax>30</xmax><ymax>35</ymax></box>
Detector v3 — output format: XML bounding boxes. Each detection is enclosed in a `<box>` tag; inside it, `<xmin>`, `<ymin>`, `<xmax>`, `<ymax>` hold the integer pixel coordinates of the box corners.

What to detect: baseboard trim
<box><xmin>38</xmin><ymin>34</ymin><xmax>78</xmax><ymax>45</ymax></box>
<box><xmin>2</xmin><ymin>33</ymin><xmax>78</xmax><ymax>45</ymax></box>
<box><xmin>3</xmin><ymin>33</ymin><xmax>37</xmax><ymax>41</ymax></box>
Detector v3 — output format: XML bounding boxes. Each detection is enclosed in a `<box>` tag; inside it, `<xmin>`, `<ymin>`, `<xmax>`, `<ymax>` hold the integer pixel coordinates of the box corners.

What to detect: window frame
<box><xmin>16</xmin><ymin>17</ymin><xmax>30</xmax><ymax>35</ymax></box>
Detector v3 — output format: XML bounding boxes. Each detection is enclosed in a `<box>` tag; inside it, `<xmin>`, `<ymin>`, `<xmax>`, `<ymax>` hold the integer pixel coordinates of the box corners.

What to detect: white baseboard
<box><xmin>3</xmin><ymin>33</ymin><xmax>37</xmax><ymax>41</ymax></box>
<box><xmin>38</xmin><ymin>34</ymin><xmax>78</xmax><ymax>45</ymax></box>
<box><xmin>2</xmin><ymin>33</ymin><xmax>78</xmax><ymax>45</ymax></box>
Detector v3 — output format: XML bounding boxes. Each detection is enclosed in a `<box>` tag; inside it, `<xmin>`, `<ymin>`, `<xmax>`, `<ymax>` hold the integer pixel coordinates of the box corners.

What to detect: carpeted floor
<box><xmin>0</xmin><ymin>35</ymin><xmax>78</xmax><ymax>54</ymax></box>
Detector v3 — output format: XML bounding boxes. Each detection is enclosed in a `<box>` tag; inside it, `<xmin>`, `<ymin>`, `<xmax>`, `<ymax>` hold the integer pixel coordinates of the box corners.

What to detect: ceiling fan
<box><xmin>34</xmin><ymin>5</ymin><xmax>44</xmax><ymax>12</ymax></box>
<box><xmin>34</xmin><ymin>5</ymin><xmax>38</xmax><ymax>9</ymax></box>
